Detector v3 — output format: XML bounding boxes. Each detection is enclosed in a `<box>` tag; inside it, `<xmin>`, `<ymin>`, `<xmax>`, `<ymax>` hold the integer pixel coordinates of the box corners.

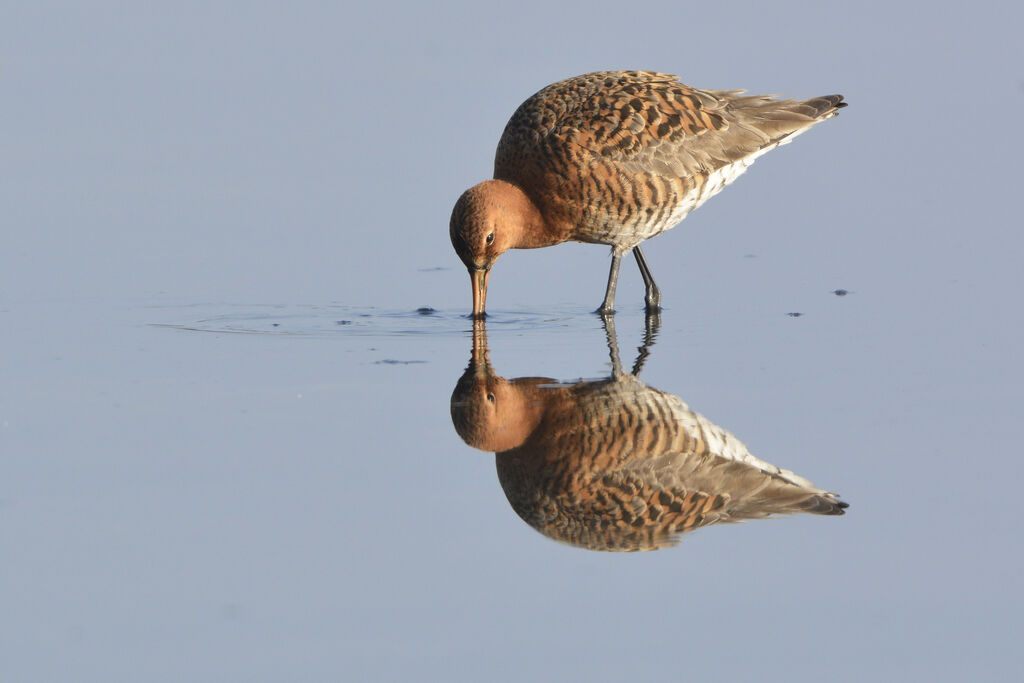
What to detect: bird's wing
<box><xmin>496</xmin><ymin>70</ymin><xmax>841</xmax><ymax>180</ymax></box>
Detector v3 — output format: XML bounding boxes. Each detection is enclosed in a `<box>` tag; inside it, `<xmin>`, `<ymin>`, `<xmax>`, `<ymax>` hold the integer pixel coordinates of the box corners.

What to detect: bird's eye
<box><xmin>486</xmin><ymin>232</ymin><xmax>495</xmax><ymax>245</ymax></box>
<box><xmin>486</xmin><ymin>392</ymin><xmax>495</xmax><ymax>403</ymax></box>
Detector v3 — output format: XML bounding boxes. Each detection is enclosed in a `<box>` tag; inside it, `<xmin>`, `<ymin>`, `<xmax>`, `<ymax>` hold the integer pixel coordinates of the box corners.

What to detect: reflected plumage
<box><xmin>450</xmin><ymin>70</ymin><xmax>846</xmax><ymax>316</ymax></box>
<box><xmin>451</xmin><ymin>318</ymin><xmax>846</xmax><ymax>551</ymax></box>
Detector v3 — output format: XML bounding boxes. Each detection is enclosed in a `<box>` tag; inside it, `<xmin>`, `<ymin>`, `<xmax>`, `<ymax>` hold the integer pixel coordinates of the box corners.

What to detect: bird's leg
<box><xmin>596</xmin><ymin>250</ymin><xmax>622</xmax><ymax>315</ymax></box>
<box><xmin>633</xmin><ymin>247</ymin><xmax>662</xmax><ymax>312</ymax></box>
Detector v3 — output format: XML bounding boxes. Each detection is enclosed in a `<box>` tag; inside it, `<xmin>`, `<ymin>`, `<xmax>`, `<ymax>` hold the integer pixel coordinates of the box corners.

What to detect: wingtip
<box><xmin>810</xmin><ymin>494</ymin><xmax>850</xmax><ymax>515</ymax></box>
<box><xmin>830</xmin><ymin>498</ymin><xmax>850</xmax><ymax>515</ymax></box>
<box><xmin>801</xmin><ymin>94</ymin><xmax>847</xmax><ymax>119</ymax></box>
<box><xmin>820</xmin><ymin>94</ymin><xmax>847</xmax><ymax>115</ymax></box>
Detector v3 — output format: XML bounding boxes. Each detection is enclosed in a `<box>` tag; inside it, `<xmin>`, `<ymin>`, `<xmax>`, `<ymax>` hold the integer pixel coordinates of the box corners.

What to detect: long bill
<box><xmin>471</xmin><ymin>267</ymin><xmax>490</xmax><ymax>318</ymax></box>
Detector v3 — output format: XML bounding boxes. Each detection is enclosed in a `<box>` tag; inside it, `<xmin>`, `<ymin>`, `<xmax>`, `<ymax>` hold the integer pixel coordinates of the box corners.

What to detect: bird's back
<box><xmin>494</xmin><ymin>71</ymin><xmax>844</xmax><ymax>250</ymax></box>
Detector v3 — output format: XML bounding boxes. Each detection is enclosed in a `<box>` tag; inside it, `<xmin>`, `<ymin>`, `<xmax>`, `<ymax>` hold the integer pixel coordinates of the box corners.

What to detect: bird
<box><xmin>450</xmin><ymin>318</ymin><xmax>847</xmax><ymax>551</ymax></box>
<box><xmin>449</xmin><ymin>70</ymin><xmax>846</xmax><ymax>317</ymax></box>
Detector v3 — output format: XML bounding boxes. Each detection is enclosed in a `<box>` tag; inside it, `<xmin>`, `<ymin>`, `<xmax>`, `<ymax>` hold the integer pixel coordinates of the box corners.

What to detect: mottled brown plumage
<box><xmin>450</xmin><ymin>319</ymin><xmax>847</xmax><ymax>552</ymax></box>
<box><xmin>450</xmin><ymin>71</ymin><xmax>846</xmax><ymax>316</ymax></box>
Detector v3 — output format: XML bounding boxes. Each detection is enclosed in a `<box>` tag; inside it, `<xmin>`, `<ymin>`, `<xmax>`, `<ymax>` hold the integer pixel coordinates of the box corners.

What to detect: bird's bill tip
<box><xmin>471</xmin><ymin>268</ymin><xmax>490</xmax><ymax>318</ymax></box>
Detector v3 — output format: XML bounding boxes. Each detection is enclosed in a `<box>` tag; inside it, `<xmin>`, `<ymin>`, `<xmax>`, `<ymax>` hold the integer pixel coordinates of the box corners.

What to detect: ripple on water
<box><xmin>149</xmin><ymin>303</ymin><xmax>594</xmax><ymax>338</ymax></box>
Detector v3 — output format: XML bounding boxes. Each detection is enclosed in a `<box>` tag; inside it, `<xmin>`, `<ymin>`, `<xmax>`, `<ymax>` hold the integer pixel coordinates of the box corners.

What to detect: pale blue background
<box><xmin>3</xmin><ymin>1</ymin><xmax>1022</xmax><ymax>681</ymax></box>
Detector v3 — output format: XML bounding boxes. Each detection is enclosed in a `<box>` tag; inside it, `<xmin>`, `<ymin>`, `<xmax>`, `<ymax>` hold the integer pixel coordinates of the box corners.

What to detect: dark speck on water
<box><xmin>375</xmin><ymin>359</ymin><xmax>427</xmax><ymax>365</ymax></box>
<box><xmin>416</xmin><ymin>307</ymin><xmax>437</xmax><ymax>315</ymax></box>
<box><xmin>271</xmin><ymin>323</ymin><xmax>280</xmax><ymax>327</ymax></box>
<box><xmin>833</xmin><ymin>289</ymin><xmax>849</xmax><ymax>296</ymax></box>
<box><xmin>336</xmin><ymin>320</ymin><xmax>352</xmax><ymax>325</ymax></box>
<box><xmin>787</xmin><ymin>312</ymin><xmax>803</xmax><ymax>317</ymax></box>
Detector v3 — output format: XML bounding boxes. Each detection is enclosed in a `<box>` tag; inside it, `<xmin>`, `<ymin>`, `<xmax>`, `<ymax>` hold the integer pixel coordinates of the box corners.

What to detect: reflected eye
<box><xmin>486</xmin><ymin>392</ymin><xmax>495</xmax><ymax>403</ymax></box>
<box><xmin>486</xmin><ymin>232</ymin><xmax>494</xmax><ymax>245</ymax></box>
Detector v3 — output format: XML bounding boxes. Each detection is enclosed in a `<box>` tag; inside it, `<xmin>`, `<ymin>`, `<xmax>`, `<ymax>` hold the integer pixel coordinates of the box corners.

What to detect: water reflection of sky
<box><xmin>3</xmin><ymin>2</ymin><xmax>1023</xmax><ymax>681</ymax></box>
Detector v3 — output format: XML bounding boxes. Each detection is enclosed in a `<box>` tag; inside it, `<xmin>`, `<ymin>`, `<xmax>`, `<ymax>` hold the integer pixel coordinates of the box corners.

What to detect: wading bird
<box><xmin>450</xmin><ymin>71</ymin><xmax>845</xmax><ymax>316</ymax></box>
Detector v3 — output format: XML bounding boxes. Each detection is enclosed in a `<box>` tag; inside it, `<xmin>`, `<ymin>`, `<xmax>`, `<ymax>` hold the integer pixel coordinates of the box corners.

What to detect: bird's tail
<box><xmin>706</xmin><ymin>91</ymin><xmax>847</xmax><ymax>150</ymax></box>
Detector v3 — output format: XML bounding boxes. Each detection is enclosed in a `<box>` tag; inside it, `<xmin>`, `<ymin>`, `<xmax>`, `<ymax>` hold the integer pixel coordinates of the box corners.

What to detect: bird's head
<box><xmin>449</xmin><ymin>181</ymin><xmax>514</xmax><ymax>317</ymax></box>
<box><xmin>450</xmin><ymin>179</ymin><xmax>545</xmax><ymax>318</ymax></box>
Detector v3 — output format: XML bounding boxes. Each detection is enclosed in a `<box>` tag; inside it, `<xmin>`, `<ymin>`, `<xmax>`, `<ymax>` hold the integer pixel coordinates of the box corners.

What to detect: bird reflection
<box><xmin>450</xmin><ymin>316</ymin><xmax>847</xmax><ymax>552</ymax></box>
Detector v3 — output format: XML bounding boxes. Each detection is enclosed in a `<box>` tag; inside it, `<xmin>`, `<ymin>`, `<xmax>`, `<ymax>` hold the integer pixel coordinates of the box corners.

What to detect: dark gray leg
<box><xmin>596</xmin><ymin>251</ymin><xmax>622</xmax><ymax>315</ymax></box>
<box><xmin>633</xmin><ymin>247</ymin><xmax>662</xmax><ymax>311</ymax></box>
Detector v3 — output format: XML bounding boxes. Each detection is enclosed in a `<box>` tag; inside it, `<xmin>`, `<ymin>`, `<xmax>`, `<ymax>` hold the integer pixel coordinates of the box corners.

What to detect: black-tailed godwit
<box><xmin>450</xmin><ymin>70</ymin><xmax>845</xmax><ymax>316</ymax></box>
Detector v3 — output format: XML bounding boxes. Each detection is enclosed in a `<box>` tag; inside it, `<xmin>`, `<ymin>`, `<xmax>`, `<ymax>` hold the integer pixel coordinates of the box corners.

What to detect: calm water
<box><xmin>3</xmin><ymin>2</ymin><xmax>1023</xmax><ymax>681</ymax></box>
<box><xmin>5</xmin><ymin>298</ymin><xmax>1020</xmax><ymax>680</ymax></box>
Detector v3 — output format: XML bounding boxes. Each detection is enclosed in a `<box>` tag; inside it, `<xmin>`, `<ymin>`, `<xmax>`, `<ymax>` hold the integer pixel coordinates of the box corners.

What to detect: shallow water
<box><xmin>150</xmin><ymin>303</ymin><xmax>586</xmax><ymax>337</ymax></box>
<box><xmin>6</xmin><ymin>293</ymin><xmax>1021</xmax><ymax>680</ymax></box>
